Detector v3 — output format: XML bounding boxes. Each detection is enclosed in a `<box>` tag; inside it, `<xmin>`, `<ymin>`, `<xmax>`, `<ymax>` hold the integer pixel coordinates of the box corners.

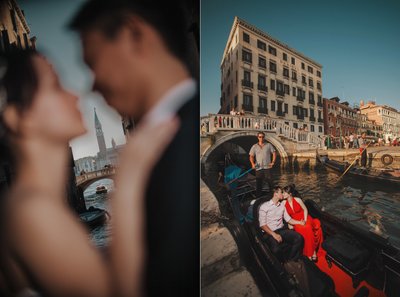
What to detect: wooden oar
<box><xmin>226</xmin><ymin>166</ymin><xmax>257</xmax><ymax>186</ymax></box>
<box><xmin>338</xmin><ymin>141</ymin><xmax>372</xmax><ymax>180</ymax></box>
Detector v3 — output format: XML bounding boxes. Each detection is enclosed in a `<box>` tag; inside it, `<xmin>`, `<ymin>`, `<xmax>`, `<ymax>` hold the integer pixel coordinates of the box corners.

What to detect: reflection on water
<box><xmin>84</xmin><ymin>179</ymin><xmax>114</xmax><ymax>248</ymax></box>
<box><xmin>273</xmin><ymin>164</ymin><xmax>400</xmax><ymax>248</ymax></box>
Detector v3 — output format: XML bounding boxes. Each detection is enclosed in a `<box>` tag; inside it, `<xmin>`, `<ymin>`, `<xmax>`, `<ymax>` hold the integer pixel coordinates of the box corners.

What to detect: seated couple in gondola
<box><xmin>258</xmin><ymin>185</ymin><xmax>323</xmax><ymax>262</ymax></box>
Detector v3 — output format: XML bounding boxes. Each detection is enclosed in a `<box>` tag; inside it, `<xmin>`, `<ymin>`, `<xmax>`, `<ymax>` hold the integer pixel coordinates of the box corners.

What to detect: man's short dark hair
<box><xmin>257</xmin><ymin>132</ymin><xmax>265</xmax><ymax>137</ymax></box>
<box><xmin>69</xmin><ymin>0</ymin><xmax>188</xmax><ymax>61</ymax></box>
<box><xmin>273</xmin><ymin>186</ymin><xmax>282</xmax><ymax>193</ymax></box>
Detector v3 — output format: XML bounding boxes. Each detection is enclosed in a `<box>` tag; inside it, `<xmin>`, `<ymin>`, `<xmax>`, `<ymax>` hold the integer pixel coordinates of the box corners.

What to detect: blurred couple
<box><xmin>0</xmin><ymin>1</ymin><xmax>198</xmax><ymax>297</ymax></box>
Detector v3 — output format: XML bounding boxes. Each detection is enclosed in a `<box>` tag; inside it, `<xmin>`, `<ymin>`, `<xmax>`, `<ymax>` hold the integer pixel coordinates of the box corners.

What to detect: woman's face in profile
<box><xmin>22</xmin><ymin>55</ymin><xmax>87</xmax><ymax>142</ymax></box>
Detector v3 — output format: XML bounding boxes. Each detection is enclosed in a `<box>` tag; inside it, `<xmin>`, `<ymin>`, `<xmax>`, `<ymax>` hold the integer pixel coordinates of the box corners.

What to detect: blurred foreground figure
<box><xmin>69</xmin><ymin>0</ymin><xmax>199</xmax><ymax>296</ymax></box>
<box><xmin>0</xmin><ymin>50</ymin><xmax>179</xmax><ymax>297</ymax></box>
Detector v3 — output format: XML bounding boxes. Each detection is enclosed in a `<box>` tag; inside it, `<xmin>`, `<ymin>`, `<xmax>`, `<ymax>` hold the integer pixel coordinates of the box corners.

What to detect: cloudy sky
<box><xmin>19</xmin><ymin>0</ymin><xmax>126</xmax><ymax>160</ymax></box>
<box><xmin>201</xmin><ymin>0</ymin><xmax>400</xmax><ymax>115</ymax></box>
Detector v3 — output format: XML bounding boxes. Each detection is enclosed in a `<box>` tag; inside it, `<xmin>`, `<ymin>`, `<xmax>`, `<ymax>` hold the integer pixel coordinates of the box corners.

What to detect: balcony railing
<box><xmin>297</xmin><ymin>96</ymin><xmax>305</xmax><ymax>102</ymax></box>
<box><xmin>309</xmin><ymin>99</ymin><xmax>315</xmax><ymax>105</ymax></box>
<box><xmin>242</xmin><ymin>80</ymin><xmax>253</xmax><ymax>88</ymax></box>
<box><xmin>317</xmin><ymin>102</ymin><xmax>323</xmax><ymax>107</ymax></box>
<box><xmin>309</xmin><ymin>116</ymin><xmax>316</xmax><ymax>122</ymax></box>
<box><xmin>258</xmin><ymin>107</ymin><xmax>268</xmax><ymax>114</ymax></box>
<box><xmin>318</xmin><ymin>118</ymin><xmax>324</xmax><ymax>123</ymax></box>
<box><xmin>276</xmin><ymin>110</ymin><xmax>285</xmax><ymax>117</ymax></box>
<box><xmin>276</xmin><ymin>89</ymin><xmax>285</xmax><ymax>96</ymax></box>
<box><xmin>257</xmin><ymin>84</ymin><xmax>268</xmax><ymax>92</ymax></box>
<box><xmin>297</xmin><ymin>114</ymin><xmax>305</xmax><ymax>120</ymax></box>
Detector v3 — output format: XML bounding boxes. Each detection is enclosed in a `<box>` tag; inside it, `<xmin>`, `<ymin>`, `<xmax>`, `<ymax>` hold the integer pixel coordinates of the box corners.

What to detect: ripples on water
<box><xmin>84</xmin><ymin>179</ymin><xmax>114</xmax><ymax>248</ymax></box>
<box><xmin>274</xmin><ymin>164</ymin><xmax>400</xmax><ymax>248</ymax></box>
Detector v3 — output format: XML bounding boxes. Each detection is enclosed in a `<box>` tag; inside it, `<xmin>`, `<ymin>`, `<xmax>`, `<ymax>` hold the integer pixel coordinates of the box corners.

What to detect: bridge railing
<box><xmin>200</xmin><ymin>114</ymin><xmax>323</xmax><ymax>148</ymax></box>
<box><xmin>76</xmin><ymin>167</ymin><xmax>116</xmax><ymax>185</ymax></box>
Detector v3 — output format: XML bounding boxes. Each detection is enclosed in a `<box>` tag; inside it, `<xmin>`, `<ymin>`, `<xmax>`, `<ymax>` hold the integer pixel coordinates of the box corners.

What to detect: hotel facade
<box><xmin>359</xmin><ymin>101</ymin><xmax>399</xmax><ymax>140</ymax></box>
<box><xmin>220</xmin><ymin>17</ymin><xmax>324</xmax><ymax>135</ymax></box>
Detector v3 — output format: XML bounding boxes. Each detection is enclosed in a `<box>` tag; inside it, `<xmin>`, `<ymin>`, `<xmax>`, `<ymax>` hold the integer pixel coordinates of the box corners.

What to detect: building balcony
<box><xmin>297</xmin><ymin>114</ymin><xmax>305</xmax><ymax>120</ymax></box>
<box><xmin>257</xmin><ymin>84</ymin><xmax>268</xmax><ymax>92</ymax></box>
<box><xmin>258</xmin><ymin>107</ymin><xmax>268</xmax><ymax>114</ymax></box>
<box><xmin>309</xmin><ymin>99</ymin><xmax>315</xmax><ymax>105</ymax></box>
<box><xmin>297</xmin><ymin>96</ymin><xmax>305</xmax><ymax>102</ymax></box>
<box><xmin>309</xmin><ymin>116</ymin><xmax>316</xmax><ymax>122</ymax></box>
<box><xmin>318</xmin><ymin>118</ymin><xmax>324</xmax><ymax>123</ymax></box>
<box><xmin>242</xmin><ymin>80</ymin><xmax>253</xmax><ymax>88</ymax></box>
<box><xmin>242</xmin><ymin>104</ymin><xmax>254</xmax><ymax>112</ymax></box>
<box><xmin>258</xmin><ymin>63</ymin><xmax>266</xmax><ymax>69</ymax></box>
<box><xmin>317</xmin><ymin>102</ymin><xmax>323</xmax><ymax>107</ymax></box>
<box><xmin>276</xmin><ymin>110</ymin><xmax>285</xmax><ymax>117</ymax></box>
<box><xmin>292</xmin><ymin>77</ymin><xmax>297</xmax><ymax>82</ymax></box>
<box><xmin>276</xmin><ymin>89</ymin><xmax>285</xmax><ymax>96</ymax></box>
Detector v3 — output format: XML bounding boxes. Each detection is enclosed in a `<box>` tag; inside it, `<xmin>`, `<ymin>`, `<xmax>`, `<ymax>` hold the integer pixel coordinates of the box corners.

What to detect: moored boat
<box><xmin>79</xmin><ymin>207</ymin><xmax>108</xmax><ymax>229</ymax></box>
<box><xmin>316</xmin><ymin>153</ymin><xmax>400</xmax><ymax>185</ymax></box>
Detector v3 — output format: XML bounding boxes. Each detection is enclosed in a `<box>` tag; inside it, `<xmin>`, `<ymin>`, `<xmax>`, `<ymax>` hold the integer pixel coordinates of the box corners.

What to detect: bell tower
<box><xmin>94</xmin><ymin>108</ymin><xmax>107</xmax><ymax>157</ymax></box>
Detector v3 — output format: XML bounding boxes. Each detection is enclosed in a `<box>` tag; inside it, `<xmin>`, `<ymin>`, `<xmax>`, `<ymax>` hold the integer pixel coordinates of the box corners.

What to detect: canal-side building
<box><xmin>323</xmin><ymin>97</ymin><xmax>357</xmax><ymax>137</ymax></box>
<box><xmin>354</xmin><ymin>107</ymin><xmax>383</xmax><ymax>137</ymax></box>
<box><xmin>359</xmin><ymin>100</ymin><xmax>399</xmax><ymax>140</ymax></box>
<box><xmin>220</xmin><ymin>16</ymin><xmax>324</xmax><ymax>135</ymax></box>
<box><xmin>0</xmin><ymin>0</ymin><xmax>36</xmax><ymax>51</ymax></box>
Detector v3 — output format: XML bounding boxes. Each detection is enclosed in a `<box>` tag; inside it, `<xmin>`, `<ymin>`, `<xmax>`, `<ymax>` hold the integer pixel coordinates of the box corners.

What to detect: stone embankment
<box><xmin>200</xmin><ymin>179</ymin><xmax>261</xmax><ymax>297</ymax></box>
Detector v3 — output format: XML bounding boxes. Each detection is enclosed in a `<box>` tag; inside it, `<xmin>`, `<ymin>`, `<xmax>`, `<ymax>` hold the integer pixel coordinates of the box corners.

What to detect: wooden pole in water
<box><xmin>338</xmin><ymin>141</ymin><xmax>372</xmax><ymax>180</ymax></box>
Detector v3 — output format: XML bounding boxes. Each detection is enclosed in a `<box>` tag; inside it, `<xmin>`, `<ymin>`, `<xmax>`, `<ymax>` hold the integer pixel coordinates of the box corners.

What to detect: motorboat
<box><xmin>79</xmin><ymin>206</ymin><xmax>108</xmax><ymax>229</ymax></box>
<box><xmin>95</xmin><ymin>185</ymin><xmax>108</xmax><ymax>194</ymax></box>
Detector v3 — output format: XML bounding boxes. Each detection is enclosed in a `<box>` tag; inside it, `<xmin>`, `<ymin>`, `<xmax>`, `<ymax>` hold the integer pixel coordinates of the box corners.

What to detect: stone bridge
<box><xmin>76</xmin><ymin>167</ymin><xmax>115</xmax><ymax>191</ymax></box>
<box><xmin>200</xmin><ymin>114</ymin><xmax>324</xmax><ymax>167</ymax></box>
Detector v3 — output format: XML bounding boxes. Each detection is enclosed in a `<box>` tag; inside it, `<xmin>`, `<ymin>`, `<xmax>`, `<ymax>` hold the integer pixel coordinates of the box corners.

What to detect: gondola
<box><xmin>79</xmin><ymin>207</ymin><xmax>108</xmax><ymax>229</ymax></box>
<box><xmin>225</xmin><ymin>176</ymin><xmax>400</xmax><ymax>297</ymax></box>
<box><xmin>316</xmin><ymin>153</ymin><xmax>400</xmax><ymax>185</ymax></box>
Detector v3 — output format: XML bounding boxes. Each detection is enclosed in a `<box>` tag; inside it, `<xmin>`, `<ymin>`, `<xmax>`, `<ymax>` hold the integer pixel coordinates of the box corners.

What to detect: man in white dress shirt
<box><xmin>259</xmin><ymin>186</ymin><xmax>304</xmax><ymax>261</ymax></box>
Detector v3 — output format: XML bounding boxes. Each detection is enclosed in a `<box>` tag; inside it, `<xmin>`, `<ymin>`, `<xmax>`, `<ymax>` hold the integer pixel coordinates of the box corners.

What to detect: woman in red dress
<box><xmin>283</xmin><ymin>185</ymin><xmax>323</xmax><ymax>261</ymax></box>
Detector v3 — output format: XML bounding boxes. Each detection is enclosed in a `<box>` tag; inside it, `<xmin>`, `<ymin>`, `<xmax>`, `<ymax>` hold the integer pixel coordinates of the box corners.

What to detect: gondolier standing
<box><xmin>250</xmin><ymin>132</ymin><xmax>277</xmax><ymax>197</ymax></box>
<box><xmin>359</xmin><ymin>132</ymin><xmax>368</xmax><ymax>167</ymax></box>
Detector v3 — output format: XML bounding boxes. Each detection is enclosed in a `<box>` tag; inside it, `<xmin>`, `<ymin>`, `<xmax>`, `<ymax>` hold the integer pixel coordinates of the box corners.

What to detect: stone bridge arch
<box><xmin>201</xmin><ymin>131</ymin><xmax>288</xmax><ymax>166</ymax></box>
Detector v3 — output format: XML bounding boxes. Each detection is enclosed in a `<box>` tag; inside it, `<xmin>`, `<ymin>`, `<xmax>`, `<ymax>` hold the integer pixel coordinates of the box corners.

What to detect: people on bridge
<box><xmin>249</xmin><ymin>132</ymin><xmax>276</xmax><ymax>197</ymax></box>
<box><xmin>258</xmin><ymin>186</ymin><xmax>304</xmax><ymax>262</ymax></box>
<box><xmin>283</xmin><ymin>185</ymin><xmax>323</xmax><ymax>261</ymax></box>
<box><xmin>0</xmin><ymin>33</ymin><xmax>177</xmax><ymax>297</ymax></box>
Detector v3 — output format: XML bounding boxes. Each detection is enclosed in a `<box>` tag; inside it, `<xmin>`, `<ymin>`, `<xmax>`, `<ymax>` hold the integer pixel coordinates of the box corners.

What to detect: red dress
<box><xmin>285</xmin><ymin>198</ymin><xmax>323</xmax><ymax>257</ymax></box>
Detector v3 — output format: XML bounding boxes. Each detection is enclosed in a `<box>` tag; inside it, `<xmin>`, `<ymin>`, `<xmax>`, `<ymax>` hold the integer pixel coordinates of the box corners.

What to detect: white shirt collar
<box><xmin>142</xmin><ymin>78</ymin><xmax>196</xmax><ymax>125</ymax></box>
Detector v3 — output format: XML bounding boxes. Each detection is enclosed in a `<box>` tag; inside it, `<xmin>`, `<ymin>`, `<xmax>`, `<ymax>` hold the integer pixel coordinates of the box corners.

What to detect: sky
<box><xmin>19</xmin><ymin>0</ymin><xmax>126</xmax><ymax>160</ymax></box>
<box><xmin>201</xmin><ymin>0</ymin><xmax>400</xmax><ymax>115</ymax></box>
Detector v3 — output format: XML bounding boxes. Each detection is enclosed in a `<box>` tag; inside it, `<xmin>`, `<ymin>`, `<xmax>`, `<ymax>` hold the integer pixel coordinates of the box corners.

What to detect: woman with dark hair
<box><xmin>0</xmin><ymin>50</ymin><xmax>179</xmax><ymax>297</ymax></box>
<box><xmin>282</xmin><ymin>185</ymin><xmax>323</xmax><ymax>261</ymax></box>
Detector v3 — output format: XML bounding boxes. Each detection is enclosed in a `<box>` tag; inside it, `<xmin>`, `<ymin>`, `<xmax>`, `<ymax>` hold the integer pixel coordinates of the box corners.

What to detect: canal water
<box><xmin>84</xmin><ymin>178</ymin><xmax>114</xmax><ymax>248</ymax></box>
<box><xmin>203</xmin><ymin>163</ymin><xmax>400</xmax><ymax>249</ymax></box>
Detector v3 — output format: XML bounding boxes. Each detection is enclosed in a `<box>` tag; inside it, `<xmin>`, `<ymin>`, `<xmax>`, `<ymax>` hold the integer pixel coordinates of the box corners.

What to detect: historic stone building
<box><xmin>323</xmin><ymin>97</ymin><xmax>357</xmax><ymax>137</ymax></box>
<box><xmin>359</xmin><ymin>100</ymin><xmax>399</xmax><ymax>140</ymax></box>
<box><xmin>0</xmin><ymin>0</ymin><xmax>36</xmax><ymax>51</ymax></box>
<box><xmin>74</xmin><ymin>109</ymin><xmax>125</xmax><ymax>175</ymax></box>
<box><xmin>220</xmin><ymin>16</ymin><xmax>324</xmax><ymax>135</ymax></box>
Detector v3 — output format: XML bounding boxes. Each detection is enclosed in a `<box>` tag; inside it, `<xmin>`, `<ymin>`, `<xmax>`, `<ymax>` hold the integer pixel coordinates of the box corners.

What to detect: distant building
<box><xmin>74</xmin><ymin>156</ymin><xmax>97</xmax><ymax>175</ymax></box>
<box><xmin>74</xmin><ymin>109</ymin><xmax>125</xmax><ymax>175</ymax></box>
<box><xmin>359</xmin><ymin>100</ymin><xmax>399</xmax><ymax>139</ymax></box>
<box><xmin>323</xmin><ymin>97</ymin><xmax>357</xmax><ymax>137</ymax></box>
<box><xmin>220</xmin><ymin>16</ymin><xmax>324</xmax><ymax>135</ymax></box>
<box><xmin>0</xmin><ymin>0</ymin><xmax>36</xmax><ymax>193</ymax></box>
<box><xmin>0</xmin><ymin>0</ymin><xmax>36</xmax><ymax>51</ymax></box>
